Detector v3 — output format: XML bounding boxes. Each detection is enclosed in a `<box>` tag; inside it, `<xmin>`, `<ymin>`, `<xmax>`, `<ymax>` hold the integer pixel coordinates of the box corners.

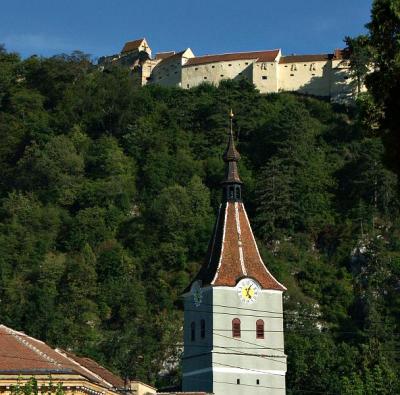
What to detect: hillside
<box><xmin>0</xmin><ymin>47</ymin><xmax>399</xmax><ymax>393</ymax></box>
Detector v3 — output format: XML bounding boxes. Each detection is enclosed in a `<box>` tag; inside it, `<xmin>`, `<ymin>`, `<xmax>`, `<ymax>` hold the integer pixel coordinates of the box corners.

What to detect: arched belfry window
<box><xmin>201</xmin><ymin>319</ymin><xmax>206</xmax><ymax>339</ymax></box>
<box><xmin>191</xmin><ymin>322</ymin><xmax>196</xmax><ymax>341</ymax></box>
<box><xmin>256</xmin><ymin>319</ymin><xmax>264</xmax><ymax>339</ymax></box>
<box><xmin>232</xmin><ymin>318</ymin><xmax>241</xmax><ymax>338</ymax></box>
<box><xmin>229</xmin><ymin>186</ymin><xmax>235</xmax><ymax>200</ymax></box>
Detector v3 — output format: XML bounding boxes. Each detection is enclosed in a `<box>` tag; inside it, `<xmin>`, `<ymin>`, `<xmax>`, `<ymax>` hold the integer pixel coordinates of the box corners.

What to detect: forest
<box><xmin>1</xmin><ymin>1</ymin><xmax>400</xmax><ymax>393</ymax></box>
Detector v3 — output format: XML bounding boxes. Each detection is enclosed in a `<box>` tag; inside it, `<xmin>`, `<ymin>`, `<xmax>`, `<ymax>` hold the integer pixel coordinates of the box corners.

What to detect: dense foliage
<box><xmin>1</xmin><ymin>33</ymin><xmax>399</xmax><ymax>394</ymax></box>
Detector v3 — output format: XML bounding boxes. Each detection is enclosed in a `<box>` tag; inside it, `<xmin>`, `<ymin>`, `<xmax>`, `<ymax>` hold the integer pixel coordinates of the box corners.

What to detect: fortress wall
<box><xmin>330</xmin><ymin>59</ymin><xmax>356</xmax><ymax>102</ymax></box>
<box><xmin>278</xmin><ymin>60</ymin><xmax>331</xmax><ymax>97</ymax></box>
<box><xmin>182</xmin><ymin>59</ymin><xmax>255</xmax><ymax>89</ymax></box>
<box><xmin>252</xmin><ymin>61</ymin><xmax>279</xmax><ymax>93</ymax></box>
<box><xmin>151</xmin><ymin>58</ymin><xmax>183</xmax><ymax>87</ymax></box>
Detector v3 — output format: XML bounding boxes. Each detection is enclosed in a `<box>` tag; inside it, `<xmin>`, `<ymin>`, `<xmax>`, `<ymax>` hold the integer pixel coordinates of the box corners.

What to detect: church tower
<box><xmin>182</xmin><ymin>113</ymin><xmax>287</xmax><ymax>395</ymax></box>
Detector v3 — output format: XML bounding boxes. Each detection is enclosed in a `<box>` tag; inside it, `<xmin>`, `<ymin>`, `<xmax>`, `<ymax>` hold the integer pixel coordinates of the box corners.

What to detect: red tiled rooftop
<box><xmin>279</xmin><ymin>54</ymin><xmax>332</xmax><ymax>63</ymax></box>
<box><xmin>121</xmin><ymin>38</ymin><xmax>145</xmax><ymax>53</ymax></box>
<box><xmin>189</xmin><ymin>202</ymin><xmax>286</xmax><ymax>291</ymax></box>
<box><xmin>0</xmin><ymin>325</ymin><xmax>124</xmax><ymax>390</ymax></box>
<box><xmin>184</xmin><ymin>50</ymin><xmax>280</xmax><ymax>67</ymax></box>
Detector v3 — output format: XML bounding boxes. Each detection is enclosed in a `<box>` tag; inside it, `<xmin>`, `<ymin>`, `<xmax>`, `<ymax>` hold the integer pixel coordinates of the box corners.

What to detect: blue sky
<box><xmin>1</xmin><ymin>0</ymin><xmax>372</xmax><ymax>60</ymax></box>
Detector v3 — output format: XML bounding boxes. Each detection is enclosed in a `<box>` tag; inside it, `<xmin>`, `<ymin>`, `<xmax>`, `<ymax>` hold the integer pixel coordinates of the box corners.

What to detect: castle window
<box><xmin>256</xmin><ymin>319</ymin><xmax>264</xmax><ymax>339</ymax></box>
<box><xmin>212</xmin><ymin>65</ymin><xmax>215</xmax><ymax>68</ymax></box>
<box><xmin>245</xmin><ymin>62</ymin><xmax>249</xmax><ymax>65</ymax></box>
<box><xmin>228</xmin><ymin>64</ymin><xmax>232</xmax><ymax>66</ymax></box>
<box><xmin>204</xmin><ymin>76</ymin><xmax>208</xmax><ymax>80</ymax></box>
<box><xmin>256</xmin><ymin>379</ymin><xmax>260</xmax><ymax>385</ymax></box>
<box><xmin>201</xmin><ymin>319</ymin><xmax>206</xmax><ymax>339</ymax></box>
<box><xmin>191</xmin><ymin>322</ymin><xmax>196</xmax><ymax>341</ymax></box>
<box><xmin>290</xmin><ymin>73</ymin><xmax>294</xmax><ymax>76</ymax></box>
<box><xmin>220</xmin><ymin>74</ymin><xmax>224</xmax><ymax>77</ymax></box>
<box><xmin>195</xmin><ymin>67</ymin><xmax>199</xmax><ymax>70</ymax></box>
<box><xmin>236</xmin><ymin>379</ymin><xmax>240</xmax><ymax>385</ymax></box>
<box><xmin>187</xmin><ymin>84</ymin><xmax>190</xmax><ymax>88</ymax></box>
<box><xmin>232</xmin><ymin>318</ymin><xmax>241</xmax><ymax>338</ymax></box>
<box><xmin>262</xmin><ymin>76</ymin><xmax>268</xmax><ymax>80</ymax></box>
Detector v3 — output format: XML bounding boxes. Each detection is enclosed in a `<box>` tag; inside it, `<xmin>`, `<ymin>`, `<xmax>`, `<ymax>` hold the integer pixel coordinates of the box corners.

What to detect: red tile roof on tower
<box><xmin>0</xmin><ymin>325</ymin><xmax>124</xmax><ymax>390</ymax></box>
<box><xmin>190</xmin><ymin>201</ymin><xmax>286</xmax><ymax>291</ymax></box>
<box><xmin>186</xmin><ymin>118</ymin><xmax>286</xmax><ymax>292</ymax></box>
<box><xmin>184</xmin><ymin>49</ymin><xmax>280</xmax><ymax>67</ymax></box>
<box><xmin>121</xmin><ymin>38</ymin><xmax>145</xmax><ymax>53</ymax></box>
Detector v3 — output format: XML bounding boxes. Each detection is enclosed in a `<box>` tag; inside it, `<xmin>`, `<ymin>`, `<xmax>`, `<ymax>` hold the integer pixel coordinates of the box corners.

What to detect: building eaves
<box><xmin>279</xmin><ymin>54</ymin><xmax>333</xmax><ymax>63</ymax></box>
<box><xmin>184</xmin><ymin>49</ymin><xmax>280</xmax><ymax>67</ymax></box>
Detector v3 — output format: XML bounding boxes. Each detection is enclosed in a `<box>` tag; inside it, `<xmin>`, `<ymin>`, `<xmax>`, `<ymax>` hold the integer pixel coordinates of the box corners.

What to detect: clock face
<box><xmin>191</xmin><ymin>281</ymin><xmax>203</xmax><ymax>307</ymax></box>
<box><xmin>237</xmin><ymin>278</ymin><xmax>259</xmax><ymax>304</ymax></box>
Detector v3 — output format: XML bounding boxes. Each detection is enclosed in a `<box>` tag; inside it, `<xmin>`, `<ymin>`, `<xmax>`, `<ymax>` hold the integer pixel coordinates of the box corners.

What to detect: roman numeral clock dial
<box><xmin>237</xmin><ymin>278</ymin><xmax>259</xmax><ymax>304</ymax></box>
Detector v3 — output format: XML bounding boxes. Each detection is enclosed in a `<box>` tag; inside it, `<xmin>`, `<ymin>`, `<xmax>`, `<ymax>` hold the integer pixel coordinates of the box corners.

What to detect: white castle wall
<box><xmin>278</xmin><ymin>60</ymin><xmax>332</xmax><ymax>97</ymax></box>
<box><xmin>182</xmin><ymin>59</ymin><xmax>255</xmax><ymax>89</ymax></box>
<box><xmin>252</xmin><ymin>61</ymin><xmax>280</xmax><ymax>93</ymax></box>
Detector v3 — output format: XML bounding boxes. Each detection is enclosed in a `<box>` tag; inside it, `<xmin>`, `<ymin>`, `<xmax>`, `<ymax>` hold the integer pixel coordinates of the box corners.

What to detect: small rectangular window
<box><xmin>204</xmin><ymin>76</ymin><xmax>207</xmax><ymax>80</ymax></box>
<box><xmin>236</xmin><ymin>379</ymin><xmax>240</xmax><ymax>385</ymax></box>
<box><xmin>212</xmin><ymin>65</ymin><xmax>215</xmax><ymax>68</ymax></box>
<box><xmin>228</xmin><ymin>64</ymin><xmax>232</xmax><ymax>66</ymax></box>
<box><xmin>195</xmin><ymin>67</ymin><xmax>198</xmax><ymax>70</ymax></box>
<box><xmin>187</xmin><ymin>84</ymin><xmax>190</xmax><ymax>88</ymax></box>
<box><xmin>220</xmin><ymin>74</ymin><xmax>224</xmax><ymax>77</ymax></box>
<box><xmin>245</xmin><ymin>62</ymin><xmax>249</xmax><ymax>65</ymax></box>
<box><xmin>290</xmin><ymin>73</ymin><xmax>294</xmax><ymax>76</ymax></box>
<box><xmin>256</xmin><ymin>379</ymin><xmax>260</xmax><ymax>385</ymax></box>
<box><xmin>262</xmin><ymin>76</ymin><xmax>267</xmax><ymax>80</ymax></box>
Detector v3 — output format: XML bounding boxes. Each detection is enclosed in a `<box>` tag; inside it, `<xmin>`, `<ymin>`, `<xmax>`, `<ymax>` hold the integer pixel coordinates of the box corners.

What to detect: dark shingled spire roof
<box><xmin>222</xmin><ymin>111</ymin><xmax>242</xmax><ymax>184</ymax></box>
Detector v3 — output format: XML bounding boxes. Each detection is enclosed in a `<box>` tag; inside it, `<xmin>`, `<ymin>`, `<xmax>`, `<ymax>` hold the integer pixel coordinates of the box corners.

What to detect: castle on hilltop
<box><xmin>99</xmin><ymin>38</ymin><xmax>357</xmax><ymax>102</ymax></box>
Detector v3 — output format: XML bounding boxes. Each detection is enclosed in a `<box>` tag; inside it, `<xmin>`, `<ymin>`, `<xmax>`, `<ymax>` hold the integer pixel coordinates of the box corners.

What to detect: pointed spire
<box><xmin>223</xmin><ymin>109</ymin><xmax>241</xmax><ymax>163</ymax></box>
<box><xmin>222</xmin><ymin>110</ymin><xmax>242</xmax><ymax>201</ymax></box>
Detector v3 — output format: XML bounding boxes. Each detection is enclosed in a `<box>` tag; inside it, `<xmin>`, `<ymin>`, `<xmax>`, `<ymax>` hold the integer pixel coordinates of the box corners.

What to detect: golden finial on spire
<box><xmin>229</xmin><ymin>109</ymin><xmax>234</xmax><ymax>118</ymax></box>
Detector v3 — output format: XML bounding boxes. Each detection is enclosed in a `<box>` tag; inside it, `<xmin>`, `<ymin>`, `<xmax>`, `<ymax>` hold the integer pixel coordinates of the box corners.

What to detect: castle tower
<box><xmin>182</xmin><ymin>113</ymin><xmax>287</xmax><ymax>395</ymax></box>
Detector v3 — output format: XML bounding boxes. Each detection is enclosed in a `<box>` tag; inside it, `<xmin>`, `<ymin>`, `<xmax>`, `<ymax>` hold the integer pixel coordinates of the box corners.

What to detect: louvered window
<box><xmin>232</xmin><ymin>318</ymin><xmax>241</xmax><ymax>338</ymax></box>
<box><xmin>191</xmin><ymin>322</ymin><xmax>196</xmax><ymax>341</ymax></box>
<box><xmin>256</xmin><ymin>319</ymin><xmax>264</xmax><ymax>339</ymax></box>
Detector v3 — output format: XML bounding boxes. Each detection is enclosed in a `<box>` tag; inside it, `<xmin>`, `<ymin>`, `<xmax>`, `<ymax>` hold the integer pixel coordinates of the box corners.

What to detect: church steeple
<box><xmin>182</xmin><ymin>113</ymin><xmax>287</xmax><ymax>395</ymax></box>
<box><xmin>222</xmin><ymin>110</ymin><xmax>243</xmax><ymax>202</ymax></box>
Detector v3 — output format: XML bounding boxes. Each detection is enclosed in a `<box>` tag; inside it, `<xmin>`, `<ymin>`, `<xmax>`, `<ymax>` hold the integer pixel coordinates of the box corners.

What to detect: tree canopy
<box><xmin>0</xmin><ymin>42</ymin><xmax>399</xmax><ymax>393</ymax></box>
